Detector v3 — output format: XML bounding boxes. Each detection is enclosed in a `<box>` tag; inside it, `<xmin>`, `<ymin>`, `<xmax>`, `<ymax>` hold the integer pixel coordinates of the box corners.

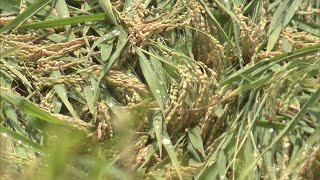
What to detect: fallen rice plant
<box><xmin>0</xmin><ymin>0</ymin><xmax>319</xmax><ymax>179</ymax></box>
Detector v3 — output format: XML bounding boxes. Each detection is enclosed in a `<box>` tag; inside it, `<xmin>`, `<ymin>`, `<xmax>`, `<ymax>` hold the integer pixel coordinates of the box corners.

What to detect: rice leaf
<box><xmin>55</xmin><ymin>0</ymin><xmax>75</xmax><ymax>40</ymax></box>
<box><xmin>0</xmin><ymin>87</ymin><xmax>67</xmax><ymax>125</ymax></box>
<box><xmin>188</xmin><ymin>126</ymin><xmax>206</xmax><ymax>159</ymax></box>
<box><xmin>0</xmin><ymin>46</ymin><xmax>22</xmax><ymax>59</ymax></box>
<box><xmin>0</xmin><ymin>125</ymin><xmax>45</xmax><ymax>154</ymax></box>
<box><xmin>51</xmin><ymin>71</ymin><xmax>79</xmax><ymax>118</ymax></box>
<box><xmin>87</xmin><ymin>30</ymin><xmax>119</xmax><ymax>60</ymax></box>
<box><xmin>137</xmin><ymin>48</ymin><xmax>168</xmax><ymax>112</ymax></box>
<box><xmin>1</xmin><ymin>60</ymin><xmax>32</xmax><ymax>89</ymax></box>
<box><xmin>4</xmin><ymin>105</ymin><xmax>28</xmax><ymax>135</ymax></box>
<box><xmin>283</xmin><ymin>0</ymin><xmax>303</xmax><ymax>26</ymax></box>
<box><xmin>83</xmin><ymin>84</ymin><xmax>96</xmax><ymax>119</ymax></box>
<box><xmin>97</xmin><ymin>36</ymin><xmax>128</xmax><ymax>82</ymax></box>
<box><xmin>267</xmin><ymin>0</ymin><xmax>302</xmax><ymax>52</ymax></box>
<box><xmin>285</xmin><ymin>127</ymin><xmax>320</xmax><ymax>176</ymax></box>
<box><xmin>240</xmin><ymin>88</ymin><xmax>320</xmax><ymax>179</ymax></box>
<box><xmin>222</xmin><ymin>44</ymin><xmax>320</xmax><ymax>85</ymax></box>
<box><xmin>101</xmin><ymin>43</ymin><xmax>113</xmax><ymax>61</ymax></box>
<box><xmin>98</xmin><ymin>0</ymin><xmax>118</xmax><ymax>26</ymax></box>
<box><xmin>162</xmin><ymin>131</ymin><xmax>183</xmax><ymax>180</ymax></box>
<box><xmin>214</xmin><ymin>0</ymin><xmax>239</xmax><ymax>21</ymax></box>
<box><xmin>199</xmin><ymin>0</ymin><xmax>242</xmax><ymax>60</ymax></box>
<box><xmin>0</xmin><ymin>0</ymin><xmax>53</xmax><ymax>33</ymax></box>
<box><xmin>282</xmin><ymin>38</ymin><xmax>292</xmax><ymax>52</ymax></box>
<box><xmin>268</xmin><ymin>0</ymin><xmax>288</xmax><ymax>34</ymax></box>
<box><xmin>267</xmin><ymin>25</ymin><xmax>282</xmax><ymax>53</ymax></box>
<box><xmin>294</xmin><ymin>19</ymin><xmax>320</xmax><ymax>37</ymax></box>
<box><xmin>152</xmin><ymin>112</ymin><xmax>163</xmax><ymax>158</ymax></box>
<box><xmin>19</xmin><ymin>13</ymin><xmax>106</xmax><ymax>30</ymax></box>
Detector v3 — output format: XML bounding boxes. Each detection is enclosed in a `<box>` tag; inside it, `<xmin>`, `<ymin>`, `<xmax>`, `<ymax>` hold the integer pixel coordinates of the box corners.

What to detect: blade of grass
<box><xmin>240</xmin><ymin>88</ymin><xmax>320</xmax><ymax>179</ymax></box>
<box><xmin>223</xmin><ymin>74</ymin><xmax>272</xmax><ymax>100</ymax></box>
<box><xmin>137</xmin><ymin>48</ymin><xmax>168</xmax><ymax>112</ymax></box>
<box><xmin>188</xmin><ymin>126</ymin><xmax>206</xmax><ymax>159</ymax></box>
<box><xmin>285</xmin><ymin>127</ymin><xmax>320</xmax><ymax>176</ymax></box>
<box><xmin>86</xmin><ymin>30</ymin><xmax>119</xmax><ymax>60</ymax></box>
<box><xmin>1</xmin><ymin>60</ymin><xmax>33</xmax><ymax>89</ymax></box>
<box><xmin>0</xmin><ymin>87</ymin><xmax>67</xmax><ymax>125</ymax></box>
<box><xmin>255</xmin><ymin>120</ymin><xmax>286</xmax><ymax>129</ymax></box>
<box><xmin>221</xmin><ymin>44</ymin><xmax>320</xmax><ymax>86</ymax></box>
<box><xmin>97</xmin><ymin>36</ymin><xmax>128</xmax><ymax>82</ymax></box>
<box><xmin>0</xmin><ymin>125</ymin><xmax>46</xmax><ymax>154</ymax></box>
<box><xmin>92</xmin><ymin>34</ymin><xmax>128</xmax><ymax>117</ymax></box>
<box><xmin>267</xmin><ymin>0</ymin><xmax>302</xmax><ymax>52</ymax></box>
<box><xmin>51</xmin><ymin>71</ymin><xmax>79</xmax><ymax>118</ymax></box>
<box><xmin>0</xmin><ymin>0</ymin><xmax>53</xmax><ymax>33</ymax></box>
<box><xmin>0</xmin><ymin>46</ymin><xmax>22</xmax><ymax>59</ymax></box>
<box><xmin>18</xmin><ymin>13</ymin><xmax>106</xmax><ymax>30</ymax></box>
<box><xmin>4</xmin><ymin>105</ymin><xmax>28</xmax><ymax>135</ymax></box>
<box><xmin>214</xmin><ymin>0</ymin><xmax>239</xmax><ymax>21</ymax></box>
<box><xmin>153</xmin><ymin>112</ymin><xmax>163</xmax><ymax>158</ymax></box>
<box><xmin>55</xmin><ymin>0</ymin><xmax>76</xmax><ymax>40</ymax></box>
<box><xmin>294</xmin><ymin>19</ymin><xmax>320</xmax><ymax>37</ymax></box>
<box><xmin>199</xmin><ymin>0</ymin><xmax>243</xmax><ymax>61</ymax></box>
<box><xmin>282</xmin><ymin>37</ymin><xmax>293</xmax><ymax>52</ymax></box>
<box><xmin>98</xmin><ymin>0</ymin><xmax>118</xmax><ymax>26</ymax></box>
<box><xmin>162</xmin><ymin>129</ymin><xmax>183</xmax><ymax>180</ymax></box>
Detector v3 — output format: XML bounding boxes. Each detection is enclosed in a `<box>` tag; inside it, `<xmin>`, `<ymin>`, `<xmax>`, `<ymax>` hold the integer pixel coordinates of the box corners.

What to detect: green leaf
<box><xmin>222</xmin><ymin>44</ymin><xmax>320</xmax><ymax>86</ymax></box>
<box><xmin>1</xmin><ymin>60</ymin><xmax>33</xmax><ymax>89</ymax></box>
<box><xmin>266</xmin><ymin>88</ymin><xmax>320</xmax><ymax>150</ymax></box>
<box><xmin>51</xmin><ymin>71</ymin><xmax>79</xmax><ymax>118</ymax></box>
<box><xmin>267</xmin><ymin>25</ymin><xmax>282</xmax><ymax>53</ymax></box>
<box><xmin>0</xmin><ymin>87</ymin><xmax>67</xmax><ymax>125</ymax></box>
<box><xmin>93</xmin><ymin>35</ymin><xmax>128</xmax><ymax>116</ymax></box>
<box><xmin>137</xmin><ymin>48</ymin><xmax>168</xmax><ymax>112</ymax></box>
<box><xmin>255</xmin><ymin>120</ymin><xmax>286</xmax><ymax>129</ymax></box>
<box><xmin>294</xmin><ymin>19</ymin><xmax>320</xmax><ymax>37</ymax></box>
<box><xmin>188</xmin><ymin>126</ymin><xmax>206</xmax><ymax>159</ymax></box>
<box><xmin>214</xmin><ymin>0</ymin><xmax>239</xmax><ymax>22</ymax></box>
<box><xmin>283</xmin><ymin>0</ymin><xmax>303</xmax><ymax>26</ymax></box>
<box><xmin>19</xmin><ymin>13</ymin><xmax>106</xmax><ymax>30</ymax></box>
<box><xmin>285</xmin><ymin>127</ymin><xmax>320</xmax><ymax>176</ymax></box>
<box><xmin>217</xmin><ymin>150</ymin><xmax>227</xmax><ymax>179</ymax></box>
<box><xmin>4</xmin><ymin>105</ymin><xmax>27</xmax><ymax>135</ymax></box>
<box><xmin>241</xmin><ymin>88</ymin><xmax>320</xmax><ymax>179</ymax></box>
<box><xmin>282</xmin><ymin>38</ymin><xmax>293</xmax><ymax>53</ymax></box>
<box><xmin>98</xmin><ymin>0</ymin><xmax>118</xmax><ymax>26</ymax></box>
<box><xmin>224</xmin><ymin>74</ymin><xmax>272</xmax><ymax>100</ymax></box>
<box><xmin>214</xmin><ymin>105</ymin><xmax>225</xmax><ymax>118</ymax></box>
<box><xmin>0</xmin><ymin>125</ymin><xmax>45</xmax><ymax>154</ymax></box>
<box><xmin>0</xmin><ymin>0</ymin><xmax>53</xmax><ymax>33</ymax></box>
<box><xmin>55</xmin><ymin>0</ymin><xmax>76</xmax><ymax>40</ymax></box>
<box><xmin>199</xmin><ymin>0</ymin><xmax>242</xmax><ymax>60</ymax></box>
<box><xmin>153</xmin><ymin>112</ymin><xmax>163</xmax><ymax>158</ymax></box>
<box><xmin>83</xmin><ymin>84</ymin><xmax>96</xmax><ymax>118</ymax></box>
<box><xmin>162</xmin><ymin>131</ymin><xmax>183</xmax><ymax>180</ymax></box>
<box><xmin>0</xmin><ymin>46</ymin><xmax>22</xmax><ymax>59</ymax></box>
<box><xmin>268</xmin><ymin>0</ymin><xmax>288</xmax><ymax>34</ymax></box>
<box><xmin>101</xmin><ymin>43</ymin><xmax>113</xmax><ymax>61</ymax></box>
<box><xmin>97</xmin><ymin>36</ymin><xmax>128</xmax><ymax>82</ymax></box>
<box><xmin>87</xmin><ymin>30</ymin><xmax>119</xmax><ymax>60</ymax></box>
<box><xmin>267</xmin><ymin>0</ymin><xmax>303</xmax><ymax>52</ymax></box>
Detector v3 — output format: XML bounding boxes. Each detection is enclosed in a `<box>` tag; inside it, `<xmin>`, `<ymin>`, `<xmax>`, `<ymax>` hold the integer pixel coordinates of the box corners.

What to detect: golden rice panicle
<box><xmin>97</xmin><ymin>102</ymin><xmax>114</xmax><ymax>140</ymax></box>
<box><xmin>298</xmin><ymin>144</ymin><xmax>320</xmax><ymax>180</ymax></box>
<box><xmin>105</xmin><ymin>70</ymin><xmax>148</xmax><ymax>94</ymax></box>
<box><xmin>39</xmin><ymin>89</ymin><xmax>55</xmax><ymax>112</ymax></box>
<box><xmin>234</xmin><ymin>7</ymin><xmax>265</xmax><ymax>63</ymax></box>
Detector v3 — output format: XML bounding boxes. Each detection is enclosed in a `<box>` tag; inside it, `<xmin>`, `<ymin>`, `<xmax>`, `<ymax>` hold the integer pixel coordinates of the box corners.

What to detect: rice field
<box><xmin>0</xmin><ymin>0</ymin><xmax>319</xmax><ymax>179</ymax></box>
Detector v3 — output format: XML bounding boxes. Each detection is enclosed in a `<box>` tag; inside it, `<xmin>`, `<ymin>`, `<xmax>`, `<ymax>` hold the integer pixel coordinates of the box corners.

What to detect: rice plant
<box><xmin>0</xmin><ymin>0</ymin><xmax>319</xmax><ymax>179</ymax></box>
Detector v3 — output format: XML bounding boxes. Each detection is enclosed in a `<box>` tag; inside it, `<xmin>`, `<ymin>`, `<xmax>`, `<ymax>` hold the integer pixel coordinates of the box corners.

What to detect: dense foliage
<box><xmin>0</xmin><ymin>0</ymin><xmax>319</xmax><ymax>179</ymax></box>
